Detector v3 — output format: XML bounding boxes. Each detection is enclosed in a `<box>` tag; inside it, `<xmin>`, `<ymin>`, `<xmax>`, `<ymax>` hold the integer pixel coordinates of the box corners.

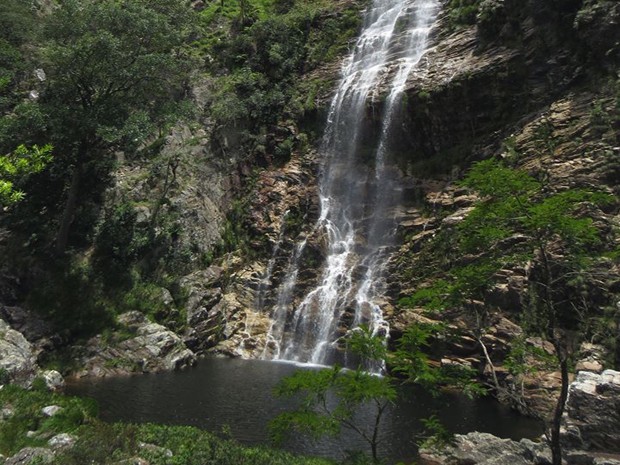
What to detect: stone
<box><xmin>74</xmin><ymin>312</ymin><xmax>196</xmax><ymax>377</ymax></box>
<box><xmin>0</xmin><ymin>319</ymin><xmax>38</xmax><ymax>387</ymax></box>
<box><xmin>575</xmin><ymin>343</ymin><xmax>607</xmax><ymax>374</ymax></box>
<box><xmin>139</xmin><ymin>442</ymin><xmax>173</xmax><ymax>458</ymax></box>
<box><xmin>41</xmin><ymin>370</ymin><xmax>65</xmax><ymax>392</ymax></box>
<box><xmin>41</xmin><ymin>405</ymin><xmax>63</xmax><ymax>417</ymax></box>
<box><xmin>117</xmin><ymin>311</ymin><xmax>148</xmax><ymax>328</ymax></box>
<box><xmin>419</xmin><ymin>431</ymin><xmax>549</xmax><ymax>465</ymax></box>
<box><xmin>115</xmin><ymin>459</ymin><xmax>150</xmax><ymax>465</ymax></box>
<box><xmin>5</xmin><ymin>447</ymin><xmax>53</xmax><ymax>465</ymax></box>
<box><xmin>563</xmin><ymin>370</ymin><xmax>620</xmax><ymax>452</ymax></box>
<box><xmin>48</xmin><ymin>433</ymin><xmax>76</xmax><ymax>450</ymax></box>
<box><xmin>1</xmin><ymin>406</ymin><xmax>14</xmax><ymax>420</ymax></box>
<box><xmin>593</xmin><ymin>459</ymin><xmax>620</xmax><ymax>465</ymax></box>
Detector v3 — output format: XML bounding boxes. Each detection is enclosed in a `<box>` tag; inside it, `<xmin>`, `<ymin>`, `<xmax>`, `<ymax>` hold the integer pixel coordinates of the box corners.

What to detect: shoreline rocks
<box><xmin>420</xmin><ymin>370</ymin><xmax>620</xmax><ymax>465</ymax></box>
<box><xmin>72</xmin><ymin>311</ymin><xmax>196</xmax><ymax>378</ymax></box>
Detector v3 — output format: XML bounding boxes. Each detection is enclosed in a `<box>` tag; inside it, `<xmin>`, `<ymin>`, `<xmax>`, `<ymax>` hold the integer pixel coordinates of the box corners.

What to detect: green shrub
<box><xmin>0</xmin><ymin>385</ymin><xmax>97</xmax><ymax>456</ymax></box>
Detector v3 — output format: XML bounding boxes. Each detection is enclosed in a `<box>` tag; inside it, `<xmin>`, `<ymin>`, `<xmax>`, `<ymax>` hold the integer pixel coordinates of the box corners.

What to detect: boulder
<box><xmin>73</xmin><ymin>312</ymin><xmax>196</xmax><ymax>377</ymax></box>
<box><xmin>419</xmin><ymin>431</ymin><xmax>550</xmax><ymax>465</ymax></box>
<box><xmin>41</xmin><ymin>405</ymin><xmax>62</xmax><ymax>417</ymax></box>
<box><xmin>0</xmin><ymin>319</ymin><xmax>38</xmax><ymax>387</ymax></box>
<box><xmin>563</xmin><ymin>370</ymin><xmax>620</xmax><ymax>452</ymax></box>
<box><xmin>41</xmin><ymin>370</ymin><xmax>65</xmax><ymax>392</ymax></box>
<box><xmin>47</xmin><ymin>433</ymin><xmax>76</xmax><ymax>451</ymax></box>
<box><xmin>4</xmin><ymin>447</ymin><xmax>53</xmax><ymax>465</ymax></box>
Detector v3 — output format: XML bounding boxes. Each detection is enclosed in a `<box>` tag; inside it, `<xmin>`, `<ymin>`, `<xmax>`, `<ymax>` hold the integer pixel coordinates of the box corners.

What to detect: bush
<box><xmin>0</xmin><ymin>385</ymin><xmax>97</xmax><ymax>456</ymax></box>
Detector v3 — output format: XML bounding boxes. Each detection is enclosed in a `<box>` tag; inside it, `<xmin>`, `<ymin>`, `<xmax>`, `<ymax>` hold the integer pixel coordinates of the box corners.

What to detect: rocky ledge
<box><xmin>0</xmin><ymin>313</ymin><xmax>65</xmax><ymax>391</ymax></box>
<box><xmin>420</xmin><ymin>370</ymin><xmax>620</xmax><ymax>465</ymax></box>
<box><xmin>71</xmin><ymin>311</ymin><xmax>196</xmax><ymax>378</ymax></box>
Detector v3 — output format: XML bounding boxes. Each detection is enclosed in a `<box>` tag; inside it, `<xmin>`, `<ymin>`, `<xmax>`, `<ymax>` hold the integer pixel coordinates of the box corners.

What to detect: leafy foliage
<box><xmin>271</xmin><ymin>329</ymin><xmax>396</xmax><ymax>462</ymax></box>
<box><xmin>0</xmin><ymin>144</ymin><xmax>52</xmax><ymax>205</ymax></box>
<box><xmin>402</xmin><ymin>157</ymin><xmax>616</xmax><ymax>465</ymax></box>
<box><xmin>271</xmin><ymin>325</ymin><xmax>481</xmax><ymax>461</ymax></box>
<box><xmin>52</xmin><ymin>422</ymin><xmax>333</xmax><ymax>465</ymax></box>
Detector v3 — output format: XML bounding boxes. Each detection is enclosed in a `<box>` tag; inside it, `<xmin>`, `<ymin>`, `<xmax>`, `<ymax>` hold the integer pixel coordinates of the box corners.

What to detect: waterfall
<box><xmin>262</xmin><ymin>0</ymin><xmax>440</xmax><ymax>366</ymax></box>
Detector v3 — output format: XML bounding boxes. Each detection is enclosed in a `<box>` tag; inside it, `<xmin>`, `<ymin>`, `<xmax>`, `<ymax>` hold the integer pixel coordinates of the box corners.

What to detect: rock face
<box><xmin>73</xmin><ymin>311</ymin><xmax>196</xmax><ymax>377</ymax></box>
<box><xmin>0</xmin><ymin>319</ymin><xmax>38</xmax><ymax>387</ymax></box>
<box><xmin>179</xmin><ymin>150</ymin><xmax>321</xmax><ymax>358</ymax></box>
<box><xmin>563</xmin><ymin>370</ymin><xmax>620</xmax><ymax>453</ymax></box>
<box><xmin>382</xmin><ymin>0</ymin><xmax>620</xmax><ymax>416</ymax></box>
<box><xmin>0</xmin><ymin>306</ymin><xmax>60</xmax><ymax>363</ymax></box>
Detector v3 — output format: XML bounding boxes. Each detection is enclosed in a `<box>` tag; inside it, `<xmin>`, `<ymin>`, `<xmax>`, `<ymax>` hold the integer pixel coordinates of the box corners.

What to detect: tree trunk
<box><xmin>550</xmin><ymin>351</ymin><xmax>569</xmax><ymax>465</ymax></box>
<box><xmin>55</xmin><ymin>158</ymin><xmax>83</xmax><ymax>254</ymax></box>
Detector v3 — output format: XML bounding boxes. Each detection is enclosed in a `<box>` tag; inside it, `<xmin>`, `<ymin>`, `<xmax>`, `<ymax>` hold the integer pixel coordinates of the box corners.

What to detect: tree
<box><xmin>270</xmin><ymin>325</ymin><xmax>480</xmax><ymax>463</ymax></box>
<box><xmin>409</xmin><ymin>158</ymin><xmax>615</xmax><ymax>465</ymax></box>
<box><xmin>36</xmin><ymin>0</ymin><xmax>196</xmax><ymax>253</ymax></box>
<box><xmin>270</xmin><ymin>328</ymin><xmax>396</xmax><ymax>463</ymax></box>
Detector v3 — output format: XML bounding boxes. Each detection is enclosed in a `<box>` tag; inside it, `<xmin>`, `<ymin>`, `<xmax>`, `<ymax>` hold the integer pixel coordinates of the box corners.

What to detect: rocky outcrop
<box><xmin>562</xmin><ymin>370</ymin><xmax>620</xmax><ymax>453</ymax></box>
<box><xmin>178</xmin><ymin>149</ymin><xmax>321</xmax><ymax>358</ymax></box>
<box><xmin>419</xmin><ymin>432</ymin><xmax>552</xmax><ymax>465</ymax></box>
<box><xmin>386</xmin><ymin>81</ymin><xmax>619</xmax><ymax>416</ymax></box>
<box><xmin>4</xmin><ymin>447</ymin><xmax>54</xmax><ymax>465</ymax></box>
<box><xmin>106</xmin><ymin>123</ymin><xmax>233</xmax><ymax>265</ymax></box>
<box><xmin>72</xmin><ymin>311</ymin><xmax>196</xmax><ymax>378</ymax></box>
<box><xmin>0</xmin><ymin>306</ymin><xmax>61</xmax><ymax>363</ymax></box>
<box><xmin>0</xmin><ymin>319</ymin><xmax>38</xmax><ymax>387</ymax></box>
<box><xmin>181</xmin><ymin>266</ymin><xmax>226</xmax><ymax>354</ymax></box>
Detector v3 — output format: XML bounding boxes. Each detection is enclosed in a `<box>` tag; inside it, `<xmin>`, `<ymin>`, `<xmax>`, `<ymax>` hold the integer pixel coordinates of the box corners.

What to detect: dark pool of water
<box><xmin>67</xmin><ymin>357</ymin><xmax>543</xmax><ymax>463</ymax></box>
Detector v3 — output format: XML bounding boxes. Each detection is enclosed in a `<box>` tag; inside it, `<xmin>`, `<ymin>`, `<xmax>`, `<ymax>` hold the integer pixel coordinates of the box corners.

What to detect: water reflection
<box><xmin>67</xmin><ymin>358</ymin><xmax>543</xmax><ymax>463</ymax></box>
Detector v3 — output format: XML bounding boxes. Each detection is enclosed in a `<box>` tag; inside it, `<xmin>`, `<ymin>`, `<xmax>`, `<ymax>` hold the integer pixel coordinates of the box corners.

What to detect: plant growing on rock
<box><xmin>407</xmin><ymin>158</ymin><xmax>616</xmax><ymax>465</ymax></box>
<box><xmin>36</xmin><ymin>0</ymin><xmax>197</xmax><ymax>253</ymax></box>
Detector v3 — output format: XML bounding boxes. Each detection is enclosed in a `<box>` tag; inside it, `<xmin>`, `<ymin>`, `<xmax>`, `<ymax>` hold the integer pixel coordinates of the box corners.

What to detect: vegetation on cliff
<box><xmin>0</xmin><ymin>0</ymin><xmax>365</xmax><ymax>341</ymax></box>
<box><xmin>0</xmin><ymin>0</ymin><xmax>619</xmax><ymax>463</ymax></box>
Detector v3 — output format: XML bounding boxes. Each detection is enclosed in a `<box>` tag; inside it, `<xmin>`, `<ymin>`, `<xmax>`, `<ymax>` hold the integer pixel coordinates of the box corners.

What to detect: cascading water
<box><xmin>262</xmin><ymin>0</ymin><xmax>440</xmax><ymax>366</ymax></box>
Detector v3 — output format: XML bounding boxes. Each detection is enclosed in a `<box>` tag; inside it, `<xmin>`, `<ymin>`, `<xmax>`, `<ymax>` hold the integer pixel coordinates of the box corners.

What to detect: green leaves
<box><xmin>406</xmin><ymin>158</ymin><xmax>615</xmax><ymax>316</ymax></box>
<box><xmin>39</xmin><ymin>0</ymin><xmax>196</xmax><ymax>148</ymax></box>
<box><xmin>346</xmin><ymin>325</ymin><xmax>388</xmax><ymax>362</ymax></box>
<box><xmin>0</xmin><ymin>144</ymin><xmax>52</xmax><ymax>205</ymax></box>
<box><xmin>271</xmin><ymin>332</ymin><xmax>397</xmax><ymax>460</ymax></box>
<box><xmin>459</xmin><ymin>158</ymin><xmax>612</xmax><ymax>254</ymax></box>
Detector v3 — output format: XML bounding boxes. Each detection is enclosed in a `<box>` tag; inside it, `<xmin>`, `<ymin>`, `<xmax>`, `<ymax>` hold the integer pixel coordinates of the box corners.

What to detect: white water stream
<box><xmin>263</xmin><ymin>0</ymin><xmax>440</xmax><ymax>366</ymax></box>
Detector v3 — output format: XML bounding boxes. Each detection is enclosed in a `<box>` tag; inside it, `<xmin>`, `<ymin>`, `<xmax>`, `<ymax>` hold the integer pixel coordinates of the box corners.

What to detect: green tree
<box><xmin>270</xmin><ymin>328</ymin><xmax>396</xmax><ymax>463</ymax></box>
<box><xmin>270</xmin><ymin>325</ymin><xmax>480</xmax><ymax>462</ymax></box>
<box><xmin>410</xmin><ymin>158</ymin><xmax>615</xmax><ymax>465</ymax></box>
<box><xmin>0</xmin><ymin>0</ymin><xmax>38</xmax><ymax>110</ymax></box>
<box><xmin>37</xmin><ymin>0</ymin><xmax>196</xmax><ymax>253</ymax></box>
